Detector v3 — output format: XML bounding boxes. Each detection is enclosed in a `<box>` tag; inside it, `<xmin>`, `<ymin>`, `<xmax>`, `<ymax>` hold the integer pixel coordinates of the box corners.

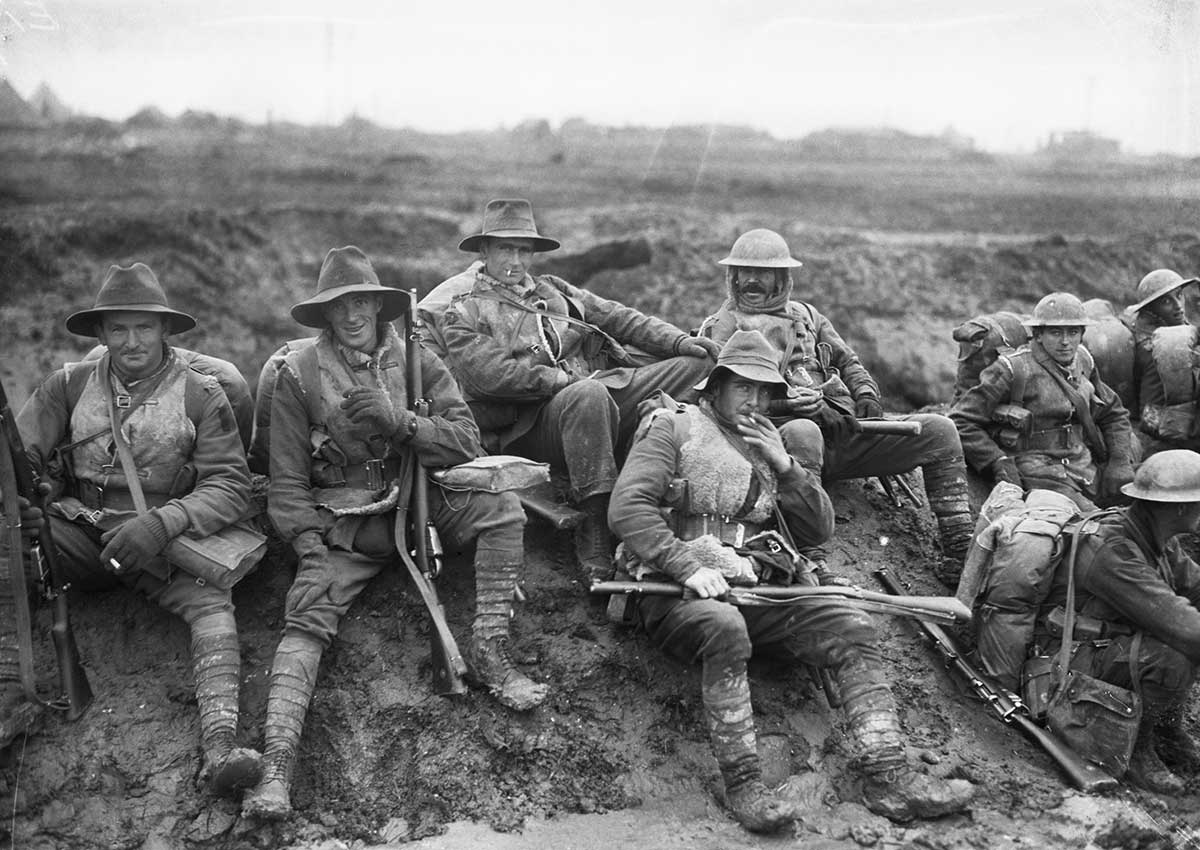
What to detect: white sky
<box><xmin>1</xmin><ymin>0</ymin><xmax>1198</xmax><ymax>154</ymax></box>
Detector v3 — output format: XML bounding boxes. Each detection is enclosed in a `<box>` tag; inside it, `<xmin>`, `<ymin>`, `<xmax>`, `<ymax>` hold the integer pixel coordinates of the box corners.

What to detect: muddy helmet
<box><xmin>1121</xmin><ymin>450</ymin><xmax>1200</xmax><ymax>502</ymax></box>
<box><xmin>1130</xmin><ymin>269</ymin><xmax>1197</xmax><ymax>313</ymax></box>
<box><xmin>1024</xmin><ymin>292</ymin><xmax>1094</xmax><ymax>328</ymax></box>
<box><xmin>717</xmin><ymin>229</ymin><xmax>803</xmax><ymax>269</ymax></box>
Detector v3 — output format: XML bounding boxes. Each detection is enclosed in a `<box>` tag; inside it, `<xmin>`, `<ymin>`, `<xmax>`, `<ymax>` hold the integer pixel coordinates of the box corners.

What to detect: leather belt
<box><xmin>1021</xmin><ymin>423</ymin><xmax>1084</xmax><ymax>452</ymax></box>
<box><xmin>75</xmin><ymin>481</ymin><xmax>171</xmax><ymax>512</ymax></box>
<box><xmin>329</xmin><ymin>457</ymin><xmax>403</xmax><ymax>490</ymax></box>
<box><xmin>673</xmin><ymin>513</ymin><xmax>762</xmax><ymax>548</ymax></box>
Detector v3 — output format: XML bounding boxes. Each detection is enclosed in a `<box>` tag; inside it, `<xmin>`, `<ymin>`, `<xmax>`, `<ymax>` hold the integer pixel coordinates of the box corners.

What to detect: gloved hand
<box><xmin>769</xmin><ymin>387</ymin><xmax>824</xmax><ymax>418</ymax></box>
<box><xmin>1100</xmin><ymin>459</ymin><xmax>1135</xmax><ymax>500</ymax></box>
<box><xmin>990</xmin><ymin>456</ymin><xmax>1022</xmax><ymax>486</ymax></box>
<box><xmin>100</xmin><ymin>511</ymin><xmax>170</xmax><ymax>575</ymax></box>
<box><xmin>675</xmin><ymin>335</ymin><xmax>721</xmax><ymax>360</ymax></box>
<box><xmin>811</xmin><ymin>404</ymin><xmax>862</xmax><ymax>443</ymax></box>
<box><xmin>340</xmin><ymin>386</ymin><xmax>405</xmax><ymax>437</ymax></box>
<box><xmin>855</xmin><ymin>396</ymin><xmax>884</xmax><ymax>419</ymax></box>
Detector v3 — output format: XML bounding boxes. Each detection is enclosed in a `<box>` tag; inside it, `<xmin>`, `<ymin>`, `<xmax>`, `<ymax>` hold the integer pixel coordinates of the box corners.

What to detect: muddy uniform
<box><xmin>610</xmin><ymin>401</ymin><xmax>972</xmax><ymax>823</ymax></box>
<box><xmin>951</xmin><ymin>344</ymin><xmax>1133</xmax><ymax>510</ymax></box>
<box><xmin>416</xmin><ymin>261</ymin><xmax>482</xmax><ymax>362</ymax></box>
<box><xmin>440</xmin><ymin>268</ymin><xmax>711</xmax><ymax>497</ymax></box>
<box><xmin>1129</xmin><ymin>311</ymin><xmax>1200</xmax><ymax>458</ymax></box>
<box><xmin>701</xmin><ymin>297</ymin><xmax>972</xmax><ymax>579</ymax></box>
<box><xmin>267</xmin><ymin>325</ymin><xmax>524</xmax><ymax>646</ymax></box>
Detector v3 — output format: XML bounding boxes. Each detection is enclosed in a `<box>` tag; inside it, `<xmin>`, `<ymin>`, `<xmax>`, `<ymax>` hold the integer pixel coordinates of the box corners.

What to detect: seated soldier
<box><xmin>438</xmin><ymin>198</ymin><xmax>719</xmax><ymax>584</ymax></box>
<box><xmin>243</xmin><ymin>246</ymin><xmax>541</xmax><ymax>820</ymax></box>
<box><xmin>1126</xmin><ymin>269</ymin><xmax>1199</xmax><ymax>458</ymax></box>
<box><xmin>608</xmin><ymin>329</ymin><xmax>975</xmax><ymax>832</ymax></box>
<box><xmin>700</xmin><ymin>229</ymin><xmax>973</xmax><ymax>586</ymax></box>
<box><xmin>951</xmin><ymin>292</ymin><xmax>1134</xmax><ymax>511</ymax></box>
<box><xmin>1037</xmin><ymin>450</ymin><xmax>1200</xmax><ymax>793</ymax></box>
<box><xmin>16</xmin><ymin>262</ymin><xmax>262</xmax><ymax>795</ymax></box>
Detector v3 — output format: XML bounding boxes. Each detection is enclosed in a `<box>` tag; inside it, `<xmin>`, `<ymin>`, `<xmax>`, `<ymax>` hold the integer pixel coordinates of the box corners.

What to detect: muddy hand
<box><xmin>340</xmin><ymin>386</ymin><xmax>403</xmax><ymax>437</ymax></box>
<box><xmin>684</xmin><ymin>566</ymin><xmax>730</xmax><ymax>599</ymax></box>
<box><xmin>737</xmin><ymin>412</ymin><xmax>792</xmax><ymax>474</ymax></box>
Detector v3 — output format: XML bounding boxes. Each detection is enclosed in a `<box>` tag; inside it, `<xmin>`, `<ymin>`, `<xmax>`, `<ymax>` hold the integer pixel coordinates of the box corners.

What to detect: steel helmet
<box><xmin>1130</xmin><ymin>268</ymin><xmax>1198</xmax><ymax>313</ymax></box>
<box><xmin>1121</xmin><ymin>450</ymin><xmax>1200</xmax><ymax>502</ymax></box>
<box><xmin>718</xmin><ymin>229</ymin><xmax>803</xmax><ymax>269</ymax></box>
<box><xmin>1024</xmin><ymin>292</ymin><xmax>1094</xmax><ymax>328</ymax></box>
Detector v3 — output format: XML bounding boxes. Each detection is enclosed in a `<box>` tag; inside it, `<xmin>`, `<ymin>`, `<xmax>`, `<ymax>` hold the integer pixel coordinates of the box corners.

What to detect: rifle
<box><xmin>874</xmin><ymin>567</ymin><xmax>1117</xmax><ymax>793</ymax></box>
<box><xmin>0</xmin><ymin>378</ymin><xmax>93</xmax><ymax>721</ymax></box>
<box><xmin>590</xmin><ymin>580</ymin><xmax>971</xmax><ymax>626</ymax></box>
<box><xmin>397</xmin><ymin>289</ymin><xmax>467</xmax><ymax>696</ymax></box>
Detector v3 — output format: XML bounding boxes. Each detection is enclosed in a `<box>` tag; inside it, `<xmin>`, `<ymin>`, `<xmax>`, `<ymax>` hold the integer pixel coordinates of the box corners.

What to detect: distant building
<box><xmin>794</xmin><ymin>126</ymin><xmax>978</xmax><ymax>161</ymax></box>
<box><xmin>1038</xmin><ymin>130</ymin><xmax>1121</xmax><ymax>160</ymax></box>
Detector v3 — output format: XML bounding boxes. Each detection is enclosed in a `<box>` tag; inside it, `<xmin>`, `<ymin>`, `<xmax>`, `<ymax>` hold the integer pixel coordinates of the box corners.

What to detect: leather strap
<box><xmin>101</xmin><ymin>360</ymin><xmax>150</xmax><ymax>515</ymax></box>
<box><xmin>0</xmin><ymin>422</ymin><xmax>40</xmax><ymax>703</ymax></box>
<box><xmin>1033</xmin><ymin>347</ymin><xmax>1108</xmax><ymax>462</ymax></box>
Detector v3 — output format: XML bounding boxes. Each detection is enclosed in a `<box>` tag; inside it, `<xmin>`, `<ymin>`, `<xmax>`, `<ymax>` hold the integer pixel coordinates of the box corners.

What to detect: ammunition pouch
<box><xmin>74</xmin><ymin>481</ymin><xmax>171</xmax><ymax>513</ymax></box>
<box><xmin>1021</xmin><ymin>424</ymin><xmax>1085</xmax><ymax>453</ymax></box>
<box><xmin>1042</xmin><ymin>605</ymin><xmax>1129</xmax><ymax>641</ymax></box>
<box><xmin>673</xmin><ymin>513</ymin><xmax>763</xmax><ymax>548</ymax></box>
<box><xmin>992</xmin><ymin>403</ymin><xmax>1032</xmax><ymax>432</ymax></box>
<box><xmin>313</xmin><ymin>457</ymin><xmax>403</xmax><ymax>491</ymax></box>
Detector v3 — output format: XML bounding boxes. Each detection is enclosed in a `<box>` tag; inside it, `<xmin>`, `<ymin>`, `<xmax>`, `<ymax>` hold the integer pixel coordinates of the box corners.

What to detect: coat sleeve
<box><xmin>607</xmin><ymin>415</ymin><xmax>699</xmax><ymax>582</ymax></box>
<box><xmin>949</xmin><ymin>358</ymin><xmax>1012</xmax><ymax>473</ymax></box>
<box><xmin>15</xmin><ymin>369</ymin><xmax>72</xmax><ymax>478</ymax></box>
<box><xmin>1081</xmin><ymin>535</ymin><xmax>1200</xmax><ymax>665</ymax></box>
<box><xmin>776</xmin><ymin>461</ymin><xmax>835</xmax><ymax>548</ymax></box>
<box><xmin>1089</xmin><ymin>366</ymin><xmax>1133</xmax><ymax>465</ymax></box>
<box><xmin>554</xmin><ymin>278</ymin><xmax>688</xmax><ymax>358</ymax></box>
<box><xmin>405</xmin><ymin>346</ymin><xmax>486</xmax><ymax>467</ymax></box>
<box><xmin>155</xmin><ymin>378</ymin><xmax>251</xmax><ymax>539</ymax></box>
<box><xmin>440</xmin><ymin>299</ymin><xmax>571</xmax><ymax>401</ymax></box>
<box><xmin>811</xmin><ymin>308</ymin><xmax>880</xmax><ymax>400</ymax></box>
<box><xmin>267</xmin><ymin>366</ymin><xmax>325</xmax><ymax>543</ymax></box>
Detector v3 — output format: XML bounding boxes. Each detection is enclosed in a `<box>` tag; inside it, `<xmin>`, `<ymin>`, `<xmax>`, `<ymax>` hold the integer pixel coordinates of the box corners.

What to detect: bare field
<box><xmin>2</xmin><ymin>124</ymin><xmax>1200</xmax><ymax>849</ymax></box>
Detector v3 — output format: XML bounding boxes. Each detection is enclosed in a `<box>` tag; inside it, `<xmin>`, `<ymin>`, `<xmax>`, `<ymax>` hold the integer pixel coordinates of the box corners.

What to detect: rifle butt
<box><xmin>50</xmin><ymin>597</ymin><xmax>93</xmax><ymax>721</ymax></box>
<box><xmin>858</xmin><ymin>420</ymin><xmax>922</xmax><ymax>436</ymax></box>
<box><xmin>519</xmin><ymin>491</ymin><xmax>583</xmax><ymax>530</ymax></box>
<box><xmin>429</xmin><ymin>617</ymin><xmax>468</xmax><ymax>697</ymax></box>
<box><xmin>1010</xmin><ymin>714</ymin><xmax>1118</xmax><ymax>793</ymax></box>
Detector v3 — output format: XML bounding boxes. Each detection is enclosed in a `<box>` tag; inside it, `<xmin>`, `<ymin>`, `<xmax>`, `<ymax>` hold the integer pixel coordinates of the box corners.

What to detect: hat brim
<box><xmin>717</xmin><ymin>257</ymin><xmax>803</xmax><ymax>268</ymax></box>
<box><xmin>1023</xmin><ymin>318</ymin><xmax>1095</xmax><ymax>329</ymax></box>
<box><xmin>1120</xmin><ymin>481</ymin><xmax>1200</xmax><ymax>502</ymax></box>
<box><xmin>290</xmin><ymin>284</ymin><xmax>411</xmax><ymax>329</ymax></box>
<box><xmin>458</xmin><ymin>232</ymin><xmax>561</xmax><ymax>254</ymax></box>
<box><xmin>1130</xmin><ymin>277</ymin><xmax>1199</xmax><ymax>312</ymax></box>
<box><xmin>65</xmin><ymin>304</ymin><xmax>197</xmax><ymax>337</ymax></box>
<box><xmin>694</xmin><ymin>363</ymin><xmax>789</xmax><ymax>394</ymax></box>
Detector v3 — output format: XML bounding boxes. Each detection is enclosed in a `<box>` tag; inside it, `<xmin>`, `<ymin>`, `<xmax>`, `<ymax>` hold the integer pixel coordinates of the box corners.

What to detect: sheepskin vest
<box><xmin>677</xmin><ymin>406</ymin><xmax>776</xmax><ymax>523</ymax></box>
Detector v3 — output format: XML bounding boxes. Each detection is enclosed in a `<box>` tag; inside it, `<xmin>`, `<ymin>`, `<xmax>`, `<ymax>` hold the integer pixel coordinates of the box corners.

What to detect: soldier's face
<box><xmin>732</xmin><ymin>267</ymin><xmax>781</xmax><ymax>308</ymax></box>
<box><xmin>1147</xmin><ymin>289</ymin><xmax>1186</xmax><ymax>325</ymax></box>
<box><xmin>97</xmin><ymin>311</ymin><xmax>168</xmax><ymax>380</ymax></box>
<box><xmin>1035</xmin><ymin>326</ymin><xmax>1083</xmax><ymax>366</ymax></box>
<box><xmin>713</xmin><ymin>376</ymin><xmax>773</xmax><ymax>420</ymax></box>
<box><xmin>481</xmin><ymin>237</ymin><xmax>536</xmax><ymax>283</ymax></box>
<box><xmin>324</xmin><ymin>292</ymin><xmax>382</xmax><ymax>353</ymax></box>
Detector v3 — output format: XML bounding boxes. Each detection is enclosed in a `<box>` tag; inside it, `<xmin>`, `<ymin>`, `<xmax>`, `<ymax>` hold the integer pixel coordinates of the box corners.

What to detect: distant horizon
<box><xmin>2</xmin><ymin>1</ymin><xmax>1196</xmax><ymax>157</ymax></box>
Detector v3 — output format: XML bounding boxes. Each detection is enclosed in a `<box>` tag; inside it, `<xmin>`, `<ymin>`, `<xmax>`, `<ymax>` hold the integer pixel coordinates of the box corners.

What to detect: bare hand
<box><xmin>340</xmin><ymin>387</ymin><xmax>404</xmax><ymax>436</ymax></box>
<box><xmin>684</xmin><ymin>566</ymin><xmax>730</xmax><ymax>599</ymax></box>
<box><xmin>736</xmin><ymin>412</ymin><xmax>792</xmax><ymax>475</ymax></box>
<box><xmin>782</xmin><ymin>387</ymin><xmax>823</xmax><ymax>417</ymax></box>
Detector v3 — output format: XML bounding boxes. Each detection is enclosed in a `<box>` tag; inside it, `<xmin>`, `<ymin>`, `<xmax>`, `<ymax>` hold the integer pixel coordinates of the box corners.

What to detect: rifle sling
<box><xmin>468</xmin><ymin>289</ymin><xmax>634</xmax><ymax>366</ymax></box>
<box><xmin>0</xmin><ymin>424</ymin><xmax>42</xmax><ymax>705</ymax></box>
<box><xmin>102</xmin><ymin>361</ymin><xmax>151</xmax><ymax>516</ymax></box>
<box><xmin>1032</xmin><ymin>348</ymin><xmax>1108</xmax><ymax>462</ymax></box>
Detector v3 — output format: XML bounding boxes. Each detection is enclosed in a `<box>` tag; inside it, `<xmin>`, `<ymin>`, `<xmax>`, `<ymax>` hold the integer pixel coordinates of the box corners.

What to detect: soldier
<box><xmin>1126</xmin><ymin>269</ymin><xmax>1199</xmax><ymax>458</ymax></box>
<box><xmin>1038</xmin><ymin>450</ymin><xmax>1200</xmax><ymax>793</ymax></box>
<box><xmin>951</xmin><ymin>292</ymin><xmax>1134</xmax><ymax>511</ymax></box>
<box><xmin>608</xmin><ymin>330</ymin><xmax>975</xmax><ymax>832</ymax></box>
<box><xmin>700</xmin><ymin>229</ymin><xmax>973</xmax><ymax>586</ymax></box>
<box><xmin>243</xmin><ymin>246</ymin><xmax>540</xmax><ymax>820</ymax></box>
<box><xmin>438</xmin><ymin>199</ymin><xmax>719</xmax><ymax>584</ymax></box>
<box><xmin>15</xmin><ymin>262</ymin><xmax>262</xmax><ymax>794</ymax></box>
<box><xmin>0</xmin><ymin>494</ymin><xmax>48</xmax><ymax>748</ymax></box>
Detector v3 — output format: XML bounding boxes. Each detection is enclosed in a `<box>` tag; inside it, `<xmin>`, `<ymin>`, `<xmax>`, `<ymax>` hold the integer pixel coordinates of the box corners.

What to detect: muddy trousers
<box><xmin>780</xmin><ymin>414</ymin><xmax>973</xmax><ymax>578</ymax></box>
<box><xmin>505</xmin><ymin>356</ymin><xmax>711</xmax><ymax>502</ymax></box>
<box><xmin>637</xmin><ymin>594</ymin><xmax>904</xmax><ymax>792</ymax></box>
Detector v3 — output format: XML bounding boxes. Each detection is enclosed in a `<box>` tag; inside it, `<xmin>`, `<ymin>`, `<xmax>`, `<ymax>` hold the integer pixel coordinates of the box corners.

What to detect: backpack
<box><xmin>950</xmin><ymin>311</ymin><xmax>1028</xmax><ymax>402</ymax></box>
<box><xmin>956</xmin><ymin>482</ymin><xmax>1082</xmax><ymax>691</ymax></box>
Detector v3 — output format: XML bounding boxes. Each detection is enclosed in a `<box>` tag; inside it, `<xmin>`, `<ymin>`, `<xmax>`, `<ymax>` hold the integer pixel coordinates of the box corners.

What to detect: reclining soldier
<box><xmin>438</xmin><ymin>199</ymin><xmax>719</xmax><ymax>584</ymax></box>
<box><xmin>15</xmin><ymin>262</ymin><xmax>262</xmax><ymax>795</ymax></box>
<box><xmin>951</xmin><ymin>292</ymin><xmax>1134</xmax><ymax>511</ymax></box>
<box><xmin>1126</xmin><ymin>269</ymin><xmax>1199</xmax><ymax>458</ymax></box>
<box><xmin>1036</xmin><ymin>450</ymin><xmax>1200</xmax><ymax>794</ymax></box>
<box><xmin>699</xmin><ymin>229</ymin><xmax>973</xmax><ymax>586</ymax></box>
<box><xmin>243</xmin><ymin>246</ymin><xmax>541</xmax><ymax>820</ymax></box>
<box><xmin>608</xmin><ymin>329</ymin><xmax>975</xmax><ymax>833</ymax></box>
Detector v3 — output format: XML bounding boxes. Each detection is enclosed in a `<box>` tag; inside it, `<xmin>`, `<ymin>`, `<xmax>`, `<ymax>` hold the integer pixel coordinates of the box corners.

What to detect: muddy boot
<box><xmin>242</xmin><ymin>633</ymin><xmax>323</xmax><ymax>820</ymax></box>
<box><xmin>467</xmin><ymin>556</ymin><xmax>546</xmax><ymax>710</ymax></box>
<box><xmin>921</xmin><ymin>458</ymin><xmax>973</xmax><ymax>588</ymax></box>
<box><xmin>1156</xmin><ymin>710</ymin><xmax>1200</xmax><ymax>776</ymax></box>
<box><xmin>843</xmin><ymin>662</ymin><xmax>974</xmax><ymax>821</ymax></box>
<box><xmin>704</xmin><ymin>664</ymin><xmax>798</xmax><ymax>833</ymax></box>
<box><xmin>191</xmin><ymin>612</ymin><xmax>262</xmax><ymax>796</ymax></box>
<box><xmin>574</xmin><ymin>494</ymin><xmax>615</xmax><ymax>585</ymax></box>
<box><xmin>1128</xmin><ymin>719</ymin><xmax>1186</xmax><ymax>794</ymax></box>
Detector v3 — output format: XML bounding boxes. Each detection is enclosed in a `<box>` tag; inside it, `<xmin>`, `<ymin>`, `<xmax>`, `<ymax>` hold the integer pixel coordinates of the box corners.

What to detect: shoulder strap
<box><xmin>182</xmin><ymin>367</ymin><xmax>208</xmax><ymax>427</ymax></box>
<box><xmin>1007</xmin><ymin>353</ymin><xmax>1028</xmax><ymax>406</ymax></box>
<box><xmin>288</xmin><ymin>343</ymin><xmax>323</xmax><ymax>424</ymax></box>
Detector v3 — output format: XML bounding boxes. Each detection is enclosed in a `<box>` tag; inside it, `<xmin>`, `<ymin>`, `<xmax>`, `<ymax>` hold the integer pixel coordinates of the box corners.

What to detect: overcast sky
<box><xmin>2</xmin><ymin>0</ymin><xmax>1197</xmax><ymax>154</ymax></box>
